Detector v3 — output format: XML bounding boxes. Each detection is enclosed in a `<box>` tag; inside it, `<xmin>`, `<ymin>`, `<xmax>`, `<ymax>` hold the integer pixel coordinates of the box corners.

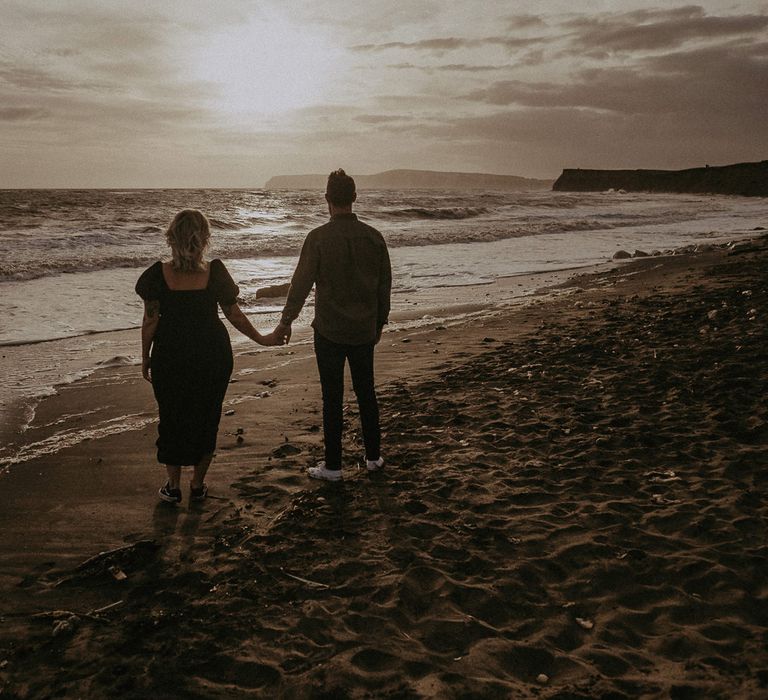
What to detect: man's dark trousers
<box><xmin>314</xmin><ymin>330</ymin><xmax>380</xmax><ymax>470</ymax></box>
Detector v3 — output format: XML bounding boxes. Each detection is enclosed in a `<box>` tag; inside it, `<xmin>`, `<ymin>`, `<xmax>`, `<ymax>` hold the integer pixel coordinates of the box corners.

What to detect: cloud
<box><xmin>0</xmin><ymin>11</ymin><xmax>192</xmax><ymax>105</ymax></box>
<box><xmin>0</xmin><ymin>107</ymin><xmax>50</xmax><ymax>121</ymax></box>
<box><xmin>467</xmin><ymin>41</ymin><xmax>768</xmax><ymax>116</ymax></box>
<box><xmin>415</xmin><ymin>26</ymin><xmax>768</xmax><ymax>173</ymax></box>
<box><xmin>351</xmin><ymin>35</ymin><xmax>547</xmax><ymax>52</ymax></box>
<box><xmin>565</xmin><ymin>6</ymin><xmax>768</xmax><ymax>53</ymax></box>
<box><xmin>507</xmin><ymin>14</ymin><xmax>547</xmax><ymax>29</ymax></box>
<box><xmin>352</xmin><ymin>37</ymin><xmax>469</xmax><ymax>51</ymax></box>
<box><xmin>3</xmin><ymin>1</ymin><xmax>766</xmax><ymax>185</ymax></box>
<box><xmin>295</xmin><ymin>0</ymin><xmax>438</xmax><ymax>34</ymax></box>
<box><xmin>45</xmin><ymin>48</ymin><xmax>81</xmax><ymax>58</ymax></box>
<box><xmin>354</xmin><ymin>114</ymin><xmax>405</xmax><ymax>124</ymax></box>
<box><xmin>388</xmin><ymin>62</ymin><xmax>504</xmax><ymax>72</ymax></box>
<box><xmin>413</xmin><ymin>104</ymin><xmax>768</xmax><ymax>174</ymax></box>
<box><xmin>0</xmin><ymin>65</ymin><xmax>93</xmax><ymax>92</ymax></box>
<box><xmin>437</xmin><ymin>64</ymin><xmax>505</xmax><ymax>72</ymax></box>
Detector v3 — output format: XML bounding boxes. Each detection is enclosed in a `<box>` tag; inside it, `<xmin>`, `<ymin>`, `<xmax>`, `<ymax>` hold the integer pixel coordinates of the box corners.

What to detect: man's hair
<box><xmin>326</xmin><ymin>169</ymin><xmax>356</xmax><ymax>206</ymax></box>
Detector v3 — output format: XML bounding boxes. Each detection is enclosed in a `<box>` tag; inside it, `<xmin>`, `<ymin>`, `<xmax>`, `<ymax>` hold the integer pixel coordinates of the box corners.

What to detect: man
<box><xmin>274</xmin><ymin>169</ymin><xmax>392</xmax><ymax>481</ymax></box>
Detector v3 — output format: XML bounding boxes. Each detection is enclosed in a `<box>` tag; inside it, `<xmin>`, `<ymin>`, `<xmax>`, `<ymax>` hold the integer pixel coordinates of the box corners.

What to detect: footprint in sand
<box><xmin>271</xmin><ymin>443</ymin><xmax>302</xmax><ymax>458</ymax></box>
<box><xmin>351</xmin><ymin>648</ymin><xmax>400</xmax><ymax>673</ymax></box>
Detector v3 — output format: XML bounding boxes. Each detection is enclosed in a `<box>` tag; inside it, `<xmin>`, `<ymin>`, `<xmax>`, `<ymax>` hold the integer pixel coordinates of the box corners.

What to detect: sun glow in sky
<box><xmin>0</xmin><ymin>0</ymin><xmax>766</xmax><ymax>187</ymax></box>
<box><xmin>192</xmin><ymin>13</ymin><xmax>344</xmax><ymax>116</ymax></box>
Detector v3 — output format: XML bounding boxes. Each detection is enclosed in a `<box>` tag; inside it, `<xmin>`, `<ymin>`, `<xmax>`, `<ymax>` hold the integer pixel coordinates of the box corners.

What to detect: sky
<box><xmin>1</xmin><ymin>0</ymin><xmax>766</xmax><ymax>187</ymax></box>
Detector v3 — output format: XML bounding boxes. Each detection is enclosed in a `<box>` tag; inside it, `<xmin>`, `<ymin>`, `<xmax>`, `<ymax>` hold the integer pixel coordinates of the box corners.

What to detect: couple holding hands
<box><xmin>135</xmin><ymin>170</ymin><xmax>392</xmax><ymax>503</ymax></box>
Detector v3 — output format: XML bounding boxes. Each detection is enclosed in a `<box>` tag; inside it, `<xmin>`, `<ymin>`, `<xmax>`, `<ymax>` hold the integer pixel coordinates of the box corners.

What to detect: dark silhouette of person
<box><xmin>274</xmin><ymin>170</ymin><xmax>392</xmax><ymax>481</ymax></box>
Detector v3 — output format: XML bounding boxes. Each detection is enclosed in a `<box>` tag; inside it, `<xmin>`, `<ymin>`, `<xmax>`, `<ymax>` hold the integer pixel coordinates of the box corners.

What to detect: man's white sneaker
<box><xmin>308</xmin><ymin>462</ymin><xmax>343</xmax><ymax>481</ymax></box>
<box><xmin>366</xmin><ymin>457</ymin><xmax>384</xmax><ymax>472</ymax></box>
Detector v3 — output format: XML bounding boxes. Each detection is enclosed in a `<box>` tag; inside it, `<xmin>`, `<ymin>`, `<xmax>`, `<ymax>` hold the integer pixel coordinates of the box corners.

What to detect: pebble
<box><xmin>108</xmin><ymin>565</ymin><xmax>127</xmax><ymax>581</ymax></box>
<box><xmin>575</xmin><ymin>617</ymin><xmax>594</xmax><ymax>630</ymax></box>
<box><xmin>52</xmin><ymin>616</ymin><xmax>79</xmax><ymax>637</ymax></box>
<box><xmin>224</xmin><ymin>409</ymin><xmax>235</xmax><ymax>416</ymax></box>
<box><xmin>536</xmin><ymin>674</ymin><xmax>549</xmax><ymax>684</ymax></box>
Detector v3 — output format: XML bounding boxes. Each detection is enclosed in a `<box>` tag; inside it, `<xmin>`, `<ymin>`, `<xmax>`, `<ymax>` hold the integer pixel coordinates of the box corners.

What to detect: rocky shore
<box><xmin>553</xmin><ymin>160</ymin><xmax>768</xmax><ymax>197</ymax></box>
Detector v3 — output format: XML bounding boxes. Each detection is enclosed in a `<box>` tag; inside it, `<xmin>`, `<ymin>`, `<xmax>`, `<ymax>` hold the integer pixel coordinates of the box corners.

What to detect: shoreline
<box><xmin>0</xmin><ymin>262</ymin><xmax>600</xmax><ymax>472</ymax></box>
<box><xmin>0</xmin><ymin>261</ymin><xmax>593</xmax><ymax>580</ymax></box>
<box><xmin>0</xmin><ymin>234</ymin><xmax>766</xmax><ymax>697</ymax></box>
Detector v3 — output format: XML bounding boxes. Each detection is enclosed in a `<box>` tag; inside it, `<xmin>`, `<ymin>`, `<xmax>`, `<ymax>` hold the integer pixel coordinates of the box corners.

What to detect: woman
<box><xmin>135</xmin><ymin>209</ymin><xmax>275</xmax><ymax>504</ymax></box>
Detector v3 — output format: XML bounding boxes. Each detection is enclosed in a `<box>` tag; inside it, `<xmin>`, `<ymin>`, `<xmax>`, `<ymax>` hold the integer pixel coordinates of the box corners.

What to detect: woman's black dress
<box><xmin>135</xmin><ymin>259</ymin><xmax>238</xmax><ymax>466</ymax></box>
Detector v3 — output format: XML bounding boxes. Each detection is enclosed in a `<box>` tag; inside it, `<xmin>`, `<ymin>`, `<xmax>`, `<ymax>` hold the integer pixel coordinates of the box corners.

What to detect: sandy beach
<box><xmin>0</xmin><ymin>235</ymin><xmax>767</xmax><ymax>698</ymax></box>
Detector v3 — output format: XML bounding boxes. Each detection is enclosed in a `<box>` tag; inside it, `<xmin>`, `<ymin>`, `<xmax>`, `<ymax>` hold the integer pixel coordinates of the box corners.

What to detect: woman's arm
<box><xmin>141</xmin><ymin>300</ymin><xmax>160</xmax><ymax>382</ymax></box>
<box><xmin>221</xmin><ymin>302</ymin><xmax>274</xmax><ymax>345</ymax></box>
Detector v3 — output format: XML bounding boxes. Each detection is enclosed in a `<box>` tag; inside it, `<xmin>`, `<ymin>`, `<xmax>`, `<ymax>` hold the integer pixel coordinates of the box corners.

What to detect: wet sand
<box><xmin>0</xmin><ymin>236</ymin><xmax>766</xmax><ymax>698</ymax></box>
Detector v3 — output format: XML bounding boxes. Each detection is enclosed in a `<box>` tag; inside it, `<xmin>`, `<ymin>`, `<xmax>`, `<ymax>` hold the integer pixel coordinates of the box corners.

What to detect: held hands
<box><xmin>259</xmin><ymin>322</ymin><xmax>291</xmax><ymax>346</ymax></box>
<box><xmin>259</xmin><ymin>332</ymin><xmax>280</xmax><ymax>346</ymax></box>
<box><xmin>273</xmin><ymin>321</ymin><xmax>292</xmax><ymax>345</ymax></box>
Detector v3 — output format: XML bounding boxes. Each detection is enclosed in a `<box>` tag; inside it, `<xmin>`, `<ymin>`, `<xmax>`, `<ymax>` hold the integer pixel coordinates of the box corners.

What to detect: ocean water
<box><xmin>1</xmin><ymin>187</ymin><xmax>767</xmax><ymax>464</ymax></box>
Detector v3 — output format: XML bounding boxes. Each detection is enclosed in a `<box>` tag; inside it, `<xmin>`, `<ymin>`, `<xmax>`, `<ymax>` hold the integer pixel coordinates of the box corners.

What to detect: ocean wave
<box><xmin>0</xmin><ymin>240</ymin><xmax>304</xmax><ymax>282</ymax></box>
<box><xmin>0</xmin><ymin>254</ymin><xmax>163</xmax><ymax>282</ymax></box>
<box><xmin>381</xmin><ymin>217</ymin><xmax>626</xmax><ymax>248</ymax></box>
<box><xmin>377</xmin><ymin>206</ymin><xmax>490</xmax><ymax>220</ymax></box>
<box><xmin>208</xmin><ymin>217</ymin><xmax>248</xmax><ymax>231</ymax></box>
<box><xmin>0</xmin><ymin>214</ymin><xmax>673</xmax><ymax>282</ymax></box>
<box><xmin>96</xmin><ymin>355</ymin><xmax>138</xmax><ymax>368</ymax></box>
<box><xmin>1</xmin><ymin>188</ymin><xmax>757</xmax><ymax>284</ymax></box>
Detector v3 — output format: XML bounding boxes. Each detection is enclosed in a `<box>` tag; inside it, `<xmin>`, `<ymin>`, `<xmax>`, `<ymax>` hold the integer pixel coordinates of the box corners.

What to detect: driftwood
<box><xmin>74</xmin><ymin>540</ymin><xmax>159</xmax><ymax>572</ymax></box>
<box><xmin>55</xmin><ymin>539</ymin><xmax>160</xmax><ymax>587</ymax></box>
<box><xmin>24</xmin><ymin>600</ymin><xmax>125</xmax><ymax>630</ymax></box>
<box><xmin>280</xmin><ymin>567</ymin><xmax>330</xmax><ymax>589</ymax></box>
<box><xmin>31</xmin><ymin>609</ymin><xmax>107</xmax><ymax>624</ymax></box>
<box><xmin>89</xmin><ymin>600</ymin><xmax>124</xmax><ymax>615</ymax></box>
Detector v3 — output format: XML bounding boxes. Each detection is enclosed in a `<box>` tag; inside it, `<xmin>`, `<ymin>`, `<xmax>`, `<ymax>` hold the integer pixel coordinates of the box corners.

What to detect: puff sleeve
<box><xmin>135</xmin><ymin>261</ymin><xmax>163</xmax><ymax>300</ymax></box>
<box><xmin>210</xmin><ymin>259</ymin><xmax>240</xmax><ymax>306</ymax></box>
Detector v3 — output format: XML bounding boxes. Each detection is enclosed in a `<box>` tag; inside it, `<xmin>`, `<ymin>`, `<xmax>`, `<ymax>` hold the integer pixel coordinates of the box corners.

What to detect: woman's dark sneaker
<box><xmin>190</xmin><ymin>483</ymin><xmax>208</xmax><ymax>501</ymax></box>
<box><xmin>159</xmin><ymin>482</ymin><xmax>182</xmax><ymax>503</ymax></box>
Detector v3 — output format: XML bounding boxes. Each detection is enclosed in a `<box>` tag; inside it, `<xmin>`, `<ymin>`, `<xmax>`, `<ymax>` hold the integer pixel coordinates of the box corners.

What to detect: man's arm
<box><xmin>276</xmin><ymin>232</ymin><xmax>318</xmax><ymax>342</ymax></box>
<box><xmin>376</xmin><ymin>244</ymin><xmax>392</xmax><ymax>342</ymax></box>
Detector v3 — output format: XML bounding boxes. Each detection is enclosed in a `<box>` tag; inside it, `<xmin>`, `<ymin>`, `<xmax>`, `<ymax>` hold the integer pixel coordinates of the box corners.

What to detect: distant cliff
<box><xmin>265</xmin><ymin>169</ymin><xmax>552</xmax><ymax>191</ymax></box>
<box><xmin>553</xmin><ymin>160</ymin><xmax>768</xmax><ymax>197</ymax></box>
